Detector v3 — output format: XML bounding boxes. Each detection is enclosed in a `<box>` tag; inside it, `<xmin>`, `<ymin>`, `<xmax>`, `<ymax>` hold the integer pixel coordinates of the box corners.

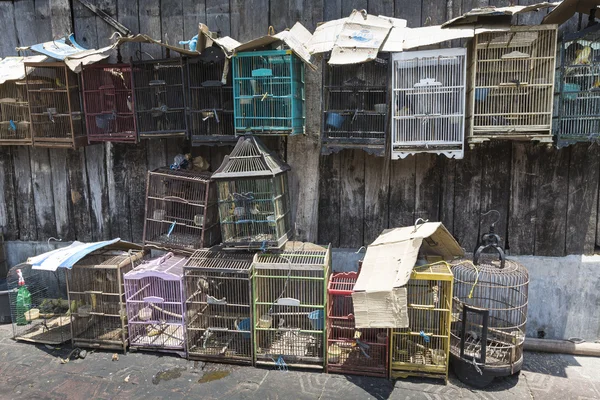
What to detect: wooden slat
<box><xmin>50</xmin><ymin>0</ymin><xmax>73</xmax><ymax>37</ymax></box>
<box><xmin>30</xmin><ymin>148</ymin><xmax>58</xmax><ymax>240</ymax></box>
<box><xmin>232</xmin><ymin>0</ymin><xmax>269</xmax><ymax>39</ymax></box>
<box><xmin>394</xmin><ymin>0</ymin><xmax>421</xmax><ymax>27</ymax></box>
<box><xmin>138</xmin><ymin>0</ymin><xmax>162</xmax><ymax>59</ymax></box>
<box><xmin>206</xmin><ymin>0</ymin><xmax>231</xmax><ymax>37</ymax></box>
<box><xmin>95</xmin><ymin>0</ymin><xmax>118</xmax><ymax>63</ymax></box>
<box><xmin>49</xmin><ymin>149</ymin><xmax>74</xmax><ymax>240</ymax></box>
<box><xmin>368</xmin><ymin>0</ymin><xmax>394</xmax><ymax>16</ymax></box>
<box><xmin>34</xmin><ymin>0</ymin><xmax>54</xmax><ymax>42</ymax></box>
<box><xmin>86</xmin><ymin>144</ymin><xmax>110</xmax><ymax>241</ymax></box>
<box><xmin>339</xmin><ymin>149</ymin><xmax>365</xmax><ymax>248</ymax></box>
<box><xmin>183</xmin><ymin>0</ymin><xmax>206</xmax><ymax>41</ymax></box>
<box><xmin>13</xmin><ymin>0</ymin><xmax>37</xmax><ymax>47</ymax></box>
<box><xmin>388</xmin><ymin>156</ymin><xmax>416</xmax><ymax>228</ymax></box>
<box><xmin>12</xmin><ymin>148</ymin><xmax>37</xmax><ymax>241</ymax></box>
<box><xmin>364</xmin><ymin>153</ymin><xmax>390</xmax><ymax>245</ymax></box>
<box><xmin>439</xmin><ymin>157</ymin><xmax>456</xmax><ymax>235</ymax></box>
<box><xmin>453</xmin><ymin>146</ymin><xmax>483</xmax><ymax>253</ymax></box>
<box><xmin>106</xmin><ymin>143</ymin><xmax>132</xmax><ymax>241</ymax></box>
<box><xmin>318</xmin><ymin>153</ymin><xmax>341</xmax><ymax>247</ymax></box>
<box><xmin>414</xmin><ymin>154</ymin><xmax>441</xmax><ymax>223</ymax></box>
<box><xmin>422</xmin><ymin>0</ymin><xmax>446</xmax><ymax>25</ymax></box>
<box><xmin>342</xmin><ymin>0</ymin><xmax>367</xmax><ymax>16</ymax></box>
<box><xmin>0</xmin><ymin>2</ymin><xmax>18</xmax><ymax>57</ymax></box>
<box><xmin>161</xmin><ymin>0</ymin><xmax>185</xmax><ymax>56</ymax></box>
<box><xmin>0</xmin><ymin>148</ymin><xmax>18</xmax><ymax>240</ymax></box>
<box><xmin>67</xmin><ymin>148</ymin><xmax>93</xmax><ymax>242</ymax></box>
<box><xmin>127</xmin><ymin>141</ymin><xmax>149</xmax><ymax>243</ymax></box>
<box><xmin>324</xmin><ymin>0</ymin><xmax>342</xmax><ymax>21</ymax></box>
<box><xmin>73</xmin><ymin>0</ymin><xmax>99</xmax><ymax>49</ymax></box>
<box><xmin>146</xmin><ymin>140</ymin><xmax>168</xmax><ymax>170</ymax></box>
<box><xmin>117</xmin><ymin>0</ymin><xmax>141</xmax><ymax>60</ymax></box>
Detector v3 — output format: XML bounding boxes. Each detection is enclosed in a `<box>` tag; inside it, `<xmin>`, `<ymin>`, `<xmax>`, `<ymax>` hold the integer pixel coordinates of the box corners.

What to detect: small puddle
<box><xmin>197</xmin><ymin>370</ymin><xmax>230</xmax><ymax>383</ymax></box>
<box><xmin>152</xmin><ymin>367</ymin><xmax>186</xmax><ymax>385</ymax></box>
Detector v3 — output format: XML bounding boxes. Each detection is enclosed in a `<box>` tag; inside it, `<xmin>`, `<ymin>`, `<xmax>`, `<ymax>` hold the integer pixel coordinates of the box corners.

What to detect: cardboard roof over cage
<box><xmin>352</xmin><ymin>222</ymin><xmax>464</xmax><ymax>328</ymax></box>
<box><xmin>442</xmin><ymin>2</ymin><xmax>559</xmax><ymax>27</ymax></box>
<box><xmin>542</xmin><ymin>0</ymin><xmax>600</xmax><ymax>24</ymax></box>
<box><xmin>0</xmin><ymin>56</ymin><xmax>48</xmax><ymax>85</ymax></box>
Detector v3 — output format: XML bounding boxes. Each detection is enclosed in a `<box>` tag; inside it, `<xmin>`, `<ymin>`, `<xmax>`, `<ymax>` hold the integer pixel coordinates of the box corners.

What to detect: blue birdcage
<box><xmin>232</xmin><ymin>50</ymin><xmax>305</xmax><ymax>135</ymax></box>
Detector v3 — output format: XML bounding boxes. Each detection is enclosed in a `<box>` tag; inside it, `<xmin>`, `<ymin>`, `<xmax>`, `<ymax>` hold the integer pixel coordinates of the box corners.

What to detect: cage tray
<box><xmin>258</xmin><ymin>330</ymin><xmax>323</xmax><ymax>361</ymax></box>
<box><xmin>150</xmin><ymin>233</ymin><xmax>200</xmax><ymax>247</ymax></box>
<box><xmin>131</xmin><ymin>324</ymin><xmax>185</xmax><ymax>347</ymax></box>
<box><xmin>190</xmin><ymin>330</ymin><xmax>251</xmax><ymax>357</ymax></box>
<box><xmin>14</xmin><ymin>316</ymin><xmax>71</xmax><ymax>344</ymax></box>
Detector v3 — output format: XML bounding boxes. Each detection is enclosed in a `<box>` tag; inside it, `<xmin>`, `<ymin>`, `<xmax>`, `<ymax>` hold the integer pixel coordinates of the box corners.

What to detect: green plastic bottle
<box><xmin>15</xmin><ymin>269</ymin><xmax>32</xmax><ymax>326</ymax></box>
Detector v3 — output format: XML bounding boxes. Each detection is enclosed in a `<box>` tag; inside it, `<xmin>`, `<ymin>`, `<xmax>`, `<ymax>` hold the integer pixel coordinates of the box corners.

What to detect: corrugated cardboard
<box><xmin>543</xmin><ymin>0</ymin><xmax>600</xmax><ymax>25</ymax></box>
<box><xmin>352</xmin><ymin>222</ymin><xmax>464</xmax><ymax>328</ymax></box>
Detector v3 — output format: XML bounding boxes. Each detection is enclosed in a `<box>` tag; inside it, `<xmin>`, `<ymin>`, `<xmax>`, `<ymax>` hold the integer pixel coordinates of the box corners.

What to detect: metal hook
<box><xmin>412</xmin><ymin>218</ymin><xmax>429</xmax><ymax>233</ymax></box>
<box><xmin>481</xmin><ymin>210</ymin><xmax>500</xmax><ymax>226</ymax></box>
<box><xmin>355</xmin><ymin>246</ymin><xmax>366</xmax><ymax>254</ymax></box>
<box><xmin>47</xmin><ymin>237</ymin><xmax>62</xmax><ymax>245</ymax></box>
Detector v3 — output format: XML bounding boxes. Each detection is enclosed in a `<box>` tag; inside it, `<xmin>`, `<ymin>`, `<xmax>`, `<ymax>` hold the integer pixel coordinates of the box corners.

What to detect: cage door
<box><xmin>458</xmin><ymin>303</ymin><xmax>489</xmax><ymax>365</ymax></box>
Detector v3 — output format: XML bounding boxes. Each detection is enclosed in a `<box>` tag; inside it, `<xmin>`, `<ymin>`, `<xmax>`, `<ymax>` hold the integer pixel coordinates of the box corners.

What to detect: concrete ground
<box><xmin>0</xmin><ymin>324</ymin><xmax>598</xmax><ymax>400</ymax></box>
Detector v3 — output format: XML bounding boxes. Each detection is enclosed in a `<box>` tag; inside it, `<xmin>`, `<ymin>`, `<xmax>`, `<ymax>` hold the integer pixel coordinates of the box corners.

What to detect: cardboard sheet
<box><xmin>543</xmin><ymin>0</ymin><xmax>600</xmax><ymax>25</ymax></box>
<box><xmin>442</xmin><ymin>2</ymin><xmax>559</xmax><ymax>27</ymax></box>
<box><xmin>0</xmin><ymin>56</ymin><xmax>48</xmax><ymax>85</ymax></box>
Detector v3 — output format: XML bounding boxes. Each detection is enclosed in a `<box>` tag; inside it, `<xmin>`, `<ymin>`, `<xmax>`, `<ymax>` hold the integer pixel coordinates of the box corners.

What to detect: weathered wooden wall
<box><xmin>0</xmin><ymin>0</ymin><xmax>596</xmax><ymax>257</ymax></box>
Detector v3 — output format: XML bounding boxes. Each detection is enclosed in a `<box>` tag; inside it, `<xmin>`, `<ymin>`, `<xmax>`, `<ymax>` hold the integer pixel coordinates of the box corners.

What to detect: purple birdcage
<box><xmin>124</xmin><ymin>252</ymin><xmax>188</xmax><ymax>356</ymax></box>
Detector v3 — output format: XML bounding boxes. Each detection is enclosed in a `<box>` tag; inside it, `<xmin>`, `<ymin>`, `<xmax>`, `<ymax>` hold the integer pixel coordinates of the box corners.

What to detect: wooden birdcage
<box><xmin>132</xmin><ymin>57</ymin><xmax>187</xmax><ymax>139</ymax></box>
<box><xmin>327</xmin><ymin>271</ymin><xmax>389</xmax><ymax>377</ymax></box>
<box><xmin>467</xmin><ymin>25</ymin><xmax>558</xmax><ymax>146</ymax></box>
<box><xmin>143</xmin><ymin>168</ymin><xmax>221</xmax><ymax>253</ymax></box>
<box><xmin>322</xmin><ymin>54</ymin><xmax>389</xmax><ymax>156</ymax></box>
<box><xmin>555</xmin><ymin>23</ymin><xmax>600</xmax><ymax>148</ymax></box>
<box><xmin>252</xmin><ymin>246</ymin><xmax>330</xmax><ymax>370</ymax></box>
<box><xmin>232</xmin><ymin>50</ymin><xmax>305</xmax><ymax>135</ymax></box>
<box><xmin>82</xmin><ymin>63</ymin><xmax>137</xmax><ymax>143</ymax></box>
<box><xmin>25</xmin><ymin>62</ymin><xmax>87</xmax><ymax>148</ymax></box>
<box><xmin>67</xmin><ymin>247</ymin><xmax>145</xmax><ymax>352</ymax></box>
<box><xmin>390</xmin><ymin>263</ymin><xmax>454</xmax><ymax>383</ymax></box>
<box><xmin>184</xmin><ymin>248</ymin><xmax>255</xmax><ymax>364</ymax></box>
<box><xmin>124</xmin><ymin>253</ymin><xmax>188</xmax><ymax>355</ymax></box>
<box><xmin>187</xmin><ymin>47</ymin><xmax>235</xmax><ymax>146</ymax></box>
<box><xmin>213</xmin><ymin>136</ymin><xmax>292</xmax><ymax>250</ymax></box>
<box><xmin>392</xmin><ymin>48</ymin><xmax>467</xmax><ymax>159</ymax></box>
<box><xmin>0</xmin><ymin>79</ymin><xmax>33</xmax><ymax>145</ymax></box>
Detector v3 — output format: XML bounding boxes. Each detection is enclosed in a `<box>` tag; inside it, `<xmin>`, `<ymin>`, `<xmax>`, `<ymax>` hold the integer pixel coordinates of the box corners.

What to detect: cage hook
<box><xmin>355</xmin><ymin>246</ymin><xmax>366</xmax><ymax>254</ymax></box>
<box><xmin>268</xmin><ymin>26</ymin><xmax>275</xmax><ymax>36</ymax></box>
<box><xmin>412</xmin><ymin>218</ymin><xmax>428</xmax><ymax>233</ymax></box>
<box><xmin>480</xmin><ymin>209</ymin><xmax>500</xmax><ymax>230</ymax></box>
<box><xmin>47</xmin><ymin>237</ymin><xmax>62</xmax><ymax>245</ymax></box>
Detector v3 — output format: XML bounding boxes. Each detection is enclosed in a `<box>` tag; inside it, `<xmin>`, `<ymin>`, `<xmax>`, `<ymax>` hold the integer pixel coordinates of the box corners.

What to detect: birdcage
<box><xmin>322</xmin><ymin>54</ymin><xmax>389</xmax><ymax>156</ymax></box>
<box><xmin>82</xmin><ymin>63</ymin><xmax>136</xmax><ymax>143</ymax></box>
<box><xmin>132</xmin><ymin>57</ymin><xmax>187</xmax><ymax>139</ymax></box>
<box><xmin>449</xmin><ymin>226</ymin><xmax>529</xmax><ymax>388</ymax></box>
<box><xmin>143</xmin><ymin>168</ymin><xmax>221</xmax><ymax>253</ymax></box>
<box><xmin>232</xmin><ymin>50</ymin><xmax>305</xmax><ymax>135</ymax></box>
<box><xmin>392</xmin><ymin>48</ymin><xmax>467</xmax><ymax>159</ymax></box>
<box><xmin>24</xmin><ymin>62</ymin><xmax>87</xmax><ymax>148</ymax></box>
<box><xmin>327</xmin><ymin>271</ymin><xmax>389</xmax><ymax>377</ymax></box>
<box><xmin>213</xmin><ymin>136</ymin><xmax>292</xmax><ymax>249</ymax></box>
<box><xmin>67</xmin><ymin>247</ymin><xmax>145</xmax><ymax>352</ymax></box>
<box><xmin>390</xmin><ymin>263</ymin><xmax>454</xmax><ymax>383</ymax></box>
<box><xmin>252</xmin><ymin>246</ymin><xmax>330</xmax><ymax>370</ymax></box>
<box><xmin>467</xmin><ymin>25</ymin><xmax>558</xmax><ymax>146</ymax></box>
<box><xmin>184</xmin><ymin>248</ymin><xmax>255</xmax><ymax>364</ymax></box>
<box><xmin>7</xmin><ymin>263</ymin><xmax>71</xmax><ymax>344</ymax></box>
<box><xmin>188</xmin><ymin>47</ymin><xmax>235</xmax><ymax>145</ymax></box>
<box><xmin>555</xmin><ymin>23</ymin><xmax>600</xmax><ymax>148</ymax></box>
<box><xmin>0</xmin><ymin>79</ymin><xmax>33</xmax><ymax>145</ymax></box>
<box><xmin>124</xmin><ymin>252</ymin><xmax>187</xmax><ymax>355</ymax></box>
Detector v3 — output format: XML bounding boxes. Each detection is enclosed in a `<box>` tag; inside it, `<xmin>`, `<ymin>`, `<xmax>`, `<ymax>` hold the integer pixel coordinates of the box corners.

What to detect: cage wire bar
<box><xmin>252</xmin><ymin>246</ymin><xmax>331</xmax><ymax>370</ymax></box>
<box><xmin>143</xmin><ymin>168</ymin><xmax>221</xmax><ymax>253</ymax></box>
<box><xmin>188</xmin><ymin>47</ymin><xmax>236</xmax><ymax>145</ymax></box>
<box><xmin>467</xmin><ymin>25</ymin><xmax>558</xmax><ymax>147</ymax></box>
<box><xmin>0</xmin><ymin>79</ymin><xmax>33</xmax><ymax>145</ymax></box>
<box><xmin>555</xmin><ymin>23</ymin><xmax>600</xmax><ymax>148</ymax></box>
<box><xmin>213</xmin><ymin>136</ymin><xmax>292</xmax><ymax>249</ymax></box>
<box><xmin>124</xmin><ymin>252</ymin><xmax>188</xmax><ymax>356</ymax></box>
<box><xmin>390</xmin><ymin>263</ymin><xmax>454</xmax><ymax>383</ymax></box>
<box><xmin>132</xmin><ymin>57</ymin><xmax>188</xmax><ymax>139</ymax></box>
<box><xmin>392</xmin><ymin>48</ymin><xmax>467</xmax><ymax>159</ymax></box>
<box><xmin>82</xmin><ymin>63</ymin><xmax>137</xmax><ymax>143</ymax></box>
<box><xmin>67</xmin><ymin>248</ymin><xmax>146</xmax><ymax>352</ymax></box>
<box><xmin>321</xmin><ymin>53</ymin><xmax>389</xmax><ymax>156</ymax></box>
<box><xmin>232</xmin><ymin>50</ymin><xmax>305</xmax><ymax>135</ymax></box>
<box><xmin>24</xmin><ymin>62</ymin><xmax>87</xmax><ymax>148</ymax></box>
<box><xmin>7</xmin><ymin>263</ymin><xmax>71</xmax><ymax>344</ymax></box>
<box><xmin>327</xmin><ymin>271</ymin><xmax>389</xmax><ymax>377</ymax></box>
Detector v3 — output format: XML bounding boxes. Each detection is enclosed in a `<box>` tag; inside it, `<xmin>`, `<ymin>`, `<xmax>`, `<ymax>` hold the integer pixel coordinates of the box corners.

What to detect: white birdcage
<box><xmin>391</xmin><ymin>48</ymin><xmax>467</xmax><ymax>160</ymax></box>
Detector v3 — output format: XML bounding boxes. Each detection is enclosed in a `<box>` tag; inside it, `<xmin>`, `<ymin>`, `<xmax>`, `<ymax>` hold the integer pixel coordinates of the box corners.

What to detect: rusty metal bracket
<box><xmin>76</xmin><ymin>0</ymin><xmax>131</xmax><ymax>37</ymax></box>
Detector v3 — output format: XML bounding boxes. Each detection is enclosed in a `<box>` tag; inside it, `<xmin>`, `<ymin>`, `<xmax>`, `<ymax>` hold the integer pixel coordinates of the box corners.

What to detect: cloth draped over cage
<box><xmin>352</xmin><ymin>222</ymin><xmax>464</xmax><ymax>329</ymax></box>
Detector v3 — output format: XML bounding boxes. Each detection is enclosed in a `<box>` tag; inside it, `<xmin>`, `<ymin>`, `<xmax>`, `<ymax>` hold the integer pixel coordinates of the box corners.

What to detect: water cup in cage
<box><xmin>326</xmin><ymin>112</ymin><xmax>345</xmax><ymax>129</ymax></box>
<box><xmin>258</xmin><ymin>315</ymin><xmax>272</xmax><ymax>328</ymax></box>
<box><xmin>267</xmin><ymin>215</ymin><xmax>276</xmax><ymax>226</ymax></box>
<box><xmin>328</xmin><ymin>344</ymin><xmax>342</xmax><ymax>364</ymax></box>
<box><xmin>153</xmin><ymin>209</ymin><xmax>166</xmax><ymax>221</ymax></box>
<box><xmin>308</xmin><ymin>309</ymin><xmax>324</xmax><ymax>330</ymax></box>
<box><xmin>374</xmin><ymin>104</ymin><xmax>387</xmax><ymax>114</ymax></box>
<box><xmin>78</xmin><ymin>305</ymin><xmax>91</xmax><ymax>317</ymax></box>
<box><xmin>194</xmin><ymin>214</ymin><xmax>204</xmax><ymax>226</ymax></box>
<box><xmin>138</xmin><ymin>307</ymin><xmax>152</xmax><ymax>321</ymax></box>
<box><xmin>234</xmin><ymin>207</ymin><xmax>245</xmax><ymax>217</ymax></box>
<box><xmin>430</xmin><ymin>349</ymin><xmax>446</xmax><ymax>365</ymax></box>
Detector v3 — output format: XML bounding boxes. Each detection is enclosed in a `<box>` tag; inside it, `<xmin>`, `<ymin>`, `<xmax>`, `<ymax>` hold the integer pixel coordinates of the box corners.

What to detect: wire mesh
<box><xmin>25</xmin><ymin>62</ymin><xmax>87</xmax><ymax>148</ymax></box>
<box><xmin>390</xmin><ymin>263</ymin><xmax>454</xmax><ymax>382</ymax></box>
<box><xmin>468</xmin><ymin>26</ymin><xmax>557</xmax><ymax>145</ymax></box>
<box><xmin>232</xmin><ymin>50</ymin><xmax>305</xmax><ymax>135</ymax></box>
<box><xmin>67</xmin><ymin>248</ymin><xmax>145</xmax><ymax>352</ymax></box>
<box><xmin>252</xmin><ymin>247</ymin><xmax>330</xmax><ymax>369</ymax></box>
<box><xmin>184</xmin><ymin>249</ymin><xmax>255</xmax><ymax>363</ymax></box>
<box><xmin>132</xmin><ymin>58</ymin><xmax>187</xmax><ymax>138</ymax></box>
<box><xmin>143</xmin><ymin>168</ymin><xmax>220</xmax><ymax>252</ymax></box>
<box><xmin>7</xmin><ymin>264</ymin><xmax>71</xmax><ymax>344</ymax></box>
<box><xmin>555</xmin><ymin>23</ymin><xmax>600</xmax><ymax>148</ymax></box>
<box><xmin>392</xmin><ymin>48</ymin><xmax>467</xmax><ymax>159</ymax></box>
<box><xmin>321</xmin><ymin>54</ymin><xmax>389</xmax><ymax>155</ymax></box>
<box><xmin>0</xmin><ymin>80</ymin><xmax>33</xmax><ymax>145</ymax></box>
<box><xmin>82</xmin><ymin>64</ymin><xmax>136</xmax><ymax>143</ymax></box>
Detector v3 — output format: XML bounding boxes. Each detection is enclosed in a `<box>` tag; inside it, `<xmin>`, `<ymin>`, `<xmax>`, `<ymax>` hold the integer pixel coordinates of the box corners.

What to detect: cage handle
<box><xmin>163</xmin><ymin>195</ymin><xmax>190</xmax><ymax>204</ymax></box>
<box><xmin>459</xmin><ymin>303</ymin><xmax>489</xmax><ymax>365</ymax></box>
<box><xmin>474</xmin><ymin>210</ymin><xmax>505</xmax><ymax>269</ymax></box>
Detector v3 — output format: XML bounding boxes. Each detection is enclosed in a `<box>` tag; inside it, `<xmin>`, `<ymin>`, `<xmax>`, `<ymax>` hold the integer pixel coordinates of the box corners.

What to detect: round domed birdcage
<box><xmin>450</xmin><ymin>217</ymin><xmax>529</xmax><ymax>388</ymax></box>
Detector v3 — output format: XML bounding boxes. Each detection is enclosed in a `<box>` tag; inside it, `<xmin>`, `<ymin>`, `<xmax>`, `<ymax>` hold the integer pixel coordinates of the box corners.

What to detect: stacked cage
<box><xmin>82</xmin><ymin>64</ymin><xmax>136</xmax><ymax>143</ymax></box>
<box><xmin>555</xmin><ymin>23</ymin><xmax>600</xmax><ymax>147</ymax></box>
<box><xmin>132</xmin><ymin>58</ymin><xmax>187</xmax><ymax>138</ymax></box>
<box><xmin>392</xmin><ymin>48</ymin><xmax>467</xmax><ymax>159</ymax></box>
<box><xmin>67</xmin><ymin>247</ymin><xmax>145</xmax><ymax>352</ymax></box>
<box><xmin>184</xmin><ymin>249</ymin><xmax>255</xmax><ymax>364</ymax></box>
<box><xmin>143</xmin><ymin>168</ymin><xmax>220</xmax><ymax>252</ymax></box>
<box><xmin>252</xmin><ymin>247</ymin><xmax>330</xmax><ymax>369</ymax></box>
<box><xmin>7</xmin><ymin>264</ymin><xmax>71</xmax><ymax>344</ymax></box>
<box><xmin>0</xmin><ymin>78</ymin><xmax>33</xmax><ymax>145</ymax></box>
<box><xmin>322</xmin><ymin>54</ymin><xmax>389</xmax><ymax>156</ymax></box>
<box><xmin>327</xmin><ymin>271</ymin><xmax>389</xmax><ymax>377</ymax></box>
<box><xmin>124</xmin><ymin>253</ymin><xmax>187</xmax><ymax>355</ymax></box>
<box><xmin>467</xmin><ymin>26</ymin><xmax>557</xmax><ymax>146</ymax></box>
<box><xmin>188</xmin><ymin>47</ymin><xmax>235</xmax><ymax>145</ymax></box>
<box><xmin>232</xmin><ymin>50</ymin><xmax>305</xmax><ymax>135</ymax></box>
<box><xmin>390</xmin><ymin>263</ymin><xmax>454</xmax><ymax>382</ymax></box>
<box><xmin>213</xmin><ymin>137</ymin><xmax>292</xmax><ymax>249</ymax></box>
<box><xmin>25</xmin><ymin>62</ymin><xmax>86</xmax><ymax>148</ymax></box>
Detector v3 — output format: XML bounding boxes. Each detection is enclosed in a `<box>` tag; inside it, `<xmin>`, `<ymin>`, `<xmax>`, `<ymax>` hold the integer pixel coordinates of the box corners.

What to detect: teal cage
<box><xmin>232</xmin><ymin>50</ymin><xmax>305</xmax><ymax>136</ymax></box>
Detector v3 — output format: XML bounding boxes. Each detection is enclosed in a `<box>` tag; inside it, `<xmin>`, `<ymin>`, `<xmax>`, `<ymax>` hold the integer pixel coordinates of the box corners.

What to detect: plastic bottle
<box><xmin>15</xmin><ymin>269</ymin><xmax>32</xmax><ymax>325</ymax></box>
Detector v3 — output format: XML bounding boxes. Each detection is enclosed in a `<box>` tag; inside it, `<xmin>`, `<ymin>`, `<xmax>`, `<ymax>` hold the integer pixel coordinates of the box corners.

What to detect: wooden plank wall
<box><xmin>0</xmin><ymin>0</ymin><xmax>597</xmax><ymax>257</ymax></box>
